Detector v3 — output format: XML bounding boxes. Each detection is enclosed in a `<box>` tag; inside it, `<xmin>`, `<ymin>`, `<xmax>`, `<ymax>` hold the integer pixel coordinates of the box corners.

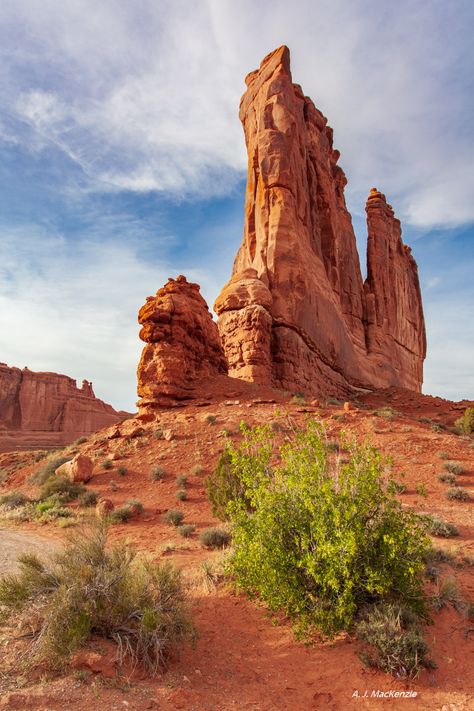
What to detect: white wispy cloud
<box><xmin>0</xmin><ymin>0</ymin><xmax>472</xmax><ymax>224</ymax></box>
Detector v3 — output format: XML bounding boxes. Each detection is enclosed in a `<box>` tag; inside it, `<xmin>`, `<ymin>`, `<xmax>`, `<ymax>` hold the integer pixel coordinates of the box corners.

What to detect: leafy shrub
<box><xmin>199</xmin><ymin>527</ymin><xmax>231</xmax><ymax>549</ymax></box>
<box><xmin>446</xmin><ymin>487</ymin><xmax>470</xmax><ymax>502</ymax></box>
<box><xmin>206</xmin><ymin>451</ymin><xmax>252</xmax><ymax>521</ymax></box>
<box><xmin>356</xmin><ymin>603</ymin><xmax>431</xmax><ymax>678</ymax></box>
<box><xmin>179</xmin><ymin>524</ymin><xmax>196</xmax><ymax>538</ymax></box>
<box><xmin>0</xmin><ymin>491</ymin><xmax>29</xmax><ymax>509</ymax></box>
<box><xmin>454</xmin><ymin>407</ymin><xmax>474</xmax><ymax>435</ymax></box>
<box><xmin>176</xmin><ymin>489</ymin><xmax>187</xmax><ymax>501</ymax></box>
<box><xmin>176</xmin><ymin>474</ymin><xmax>188</xmax><ymax>487</ymax></box>
<box><xmin>151</xmin><ymin>466</ymin><xmax>165</xmax><ymax>481</ymax></box>
<box><xmin>40</xmin><ymin>476</ymin><xmax>85</xmax><ymax>502</ymax></box>
<box><xmin>0</xmin><ymin>524</ymin><xmax>194</xmax><ymax>672</ymax></box>
<box><xmin>443</xmin><ymin>461</ymin><xmax>465</xmax><ymax>475</ymax></box>
<box><xmin>78</xmin><ymin>490</ymin><xmax>99</xmax><ymax>507</ymax></box>
<box><xmin>226</xmin><ymin>421</ymin><xmax>429</xmax><ymax>636</ymax></box>
<box><xmin>30</xmin><ymin>456</ymin><xmax>71</xmax><ymax>486</ymax></box>
<box><xmin>438</xmin><ymin>472</ymin><xmax>456</xmax><ymax>484</ymax></box>
<box><xmin>163</xmin><ymin>509</ymin><xmax>184</xmax><ymax>527</ymax></box>
<box><xmin>424</xmin><ymin>515</ymin><xmax>459</xmax><ymax>538</ymax></box>
<box><xmin>102</xmin><ymin>459</ymin><xmax>113</xmax><ymax>470</ymax></box>
<box><xmin>110</xmin><ymin>505</ymin><xmax>133</xmax><ymax>523</ymax></box>
<box><xmin>117</xmin><ymin>466</ymin><xmax>127</xmax><ymax>476</ymax></box>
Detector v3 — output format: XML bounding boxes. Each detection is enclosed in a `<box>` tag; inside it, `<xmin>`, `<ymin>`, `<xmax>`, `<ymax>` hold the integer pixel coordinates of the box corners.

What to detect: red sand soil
<box><xmin>0</xmin><ymin>386</ymin><xmax>473</xmax><ymax>710</ymax></box>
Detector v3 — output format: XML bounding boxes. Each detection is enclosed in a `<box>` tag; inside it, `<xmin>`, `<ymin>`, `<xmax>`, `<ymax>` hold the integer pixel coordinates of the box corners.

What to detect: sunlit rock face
<box><xmin>215</xmin><ymin>46</ymin><xmax>426</xmax><ymax>396</ymax></box>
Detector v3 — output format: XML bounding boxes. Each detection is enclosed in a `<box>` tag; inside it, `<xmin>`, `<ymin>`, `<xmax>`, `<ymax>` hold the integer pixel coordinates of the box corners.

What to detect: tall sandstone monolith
<box><xmin>214</xmin><ymin>45</ymin><xmax>426</xmax><ymax>396</ymax></box>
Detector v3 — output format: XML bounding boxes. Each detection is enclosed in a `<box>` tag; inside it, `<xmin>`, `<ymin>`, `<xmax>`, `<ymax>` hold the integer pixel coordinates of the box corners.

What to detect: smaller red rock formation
<box><xmin>137</xmin><ymin>276</ymin><xmax>228</xmax><ymax>412</ymax></box>
<box><xmin>0</xmin><ymin>364</ymin><xmax>127</xmax><ymax>453</ymax></box>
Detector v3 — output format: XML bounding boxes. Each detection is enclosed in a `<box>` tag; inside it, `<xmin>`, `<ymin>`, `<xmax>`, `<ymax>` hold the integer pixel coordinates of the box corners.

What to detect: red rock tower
<box><xmin>214</xmin><ymin>46</ymin><xmax>426</xmax><ymax>396</ymax></box>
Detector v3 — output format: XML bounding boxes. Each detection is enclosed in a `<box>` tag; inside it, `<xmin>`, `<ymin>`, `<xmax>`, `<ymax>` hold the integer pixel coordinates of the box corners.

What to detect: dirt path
<box><xmin>0</xmin><ymin>528</ymin><xmax>60</xmax><ymax>574</ymax></box>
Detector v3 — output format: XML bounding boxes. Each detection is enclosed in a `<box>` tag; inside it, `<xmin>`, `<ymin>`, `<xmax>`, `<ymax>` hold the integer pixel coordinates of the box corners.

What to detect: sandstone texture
<box><xmin>137</xmin><ymin>276</ymin><xmax>228</xmax><ymax>411</ymax></box>
<box><xmin>0</xmin><ymin>364</ymin><xmax>126</xmax><ymax>452</ymax></box>
<box><xmin>55</xmin><ymin>453</ymin><xmax>93</xmax><ymax>483</ymax></box>
<box><xmin>214</xmin><ymin>46</ymin><xmax>426</xmax><ymax>397</ymax></box>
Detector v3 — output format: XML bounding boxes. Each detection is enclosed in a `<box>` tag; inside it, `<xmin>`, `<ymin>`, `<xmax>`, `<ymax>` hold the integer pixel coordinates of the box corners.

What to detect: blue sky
<box><xmin>0</xmin><ymin>0</ymin><xmax>473</xmax><ymax>410</ymax></box>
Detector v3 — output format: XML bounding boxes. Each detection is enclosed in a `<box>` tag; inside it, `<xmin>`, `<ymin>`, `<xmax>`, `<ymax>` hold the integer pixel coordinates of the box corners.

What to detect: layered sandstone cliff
<box><xmin>214</xmin><ymin>45</ymin><xmax>426</xmax><ymax>396</ymax></box>
<box><xmin>0</xmin><ymin>363</ymin><xmax>126</xmax><ymax>452</ymax></box>
<box><xmin>137</xmin><ymin>276</ymin><xmax>228</xmax><ymax>412</ymax></box>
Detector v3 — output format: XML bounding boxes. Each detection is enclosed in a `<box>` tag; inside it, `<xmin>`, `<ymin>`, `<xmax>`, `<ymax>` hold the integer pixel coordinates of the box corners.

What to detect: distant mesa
<box><xmin>0</xmin><ymin>363</ymin><xmax>128</xmax><ymax>452</ymax></box>
<box><xmin>137</xmin><ymin>45</ymin><xmax>426</xmax><ymax>412</ymax></box>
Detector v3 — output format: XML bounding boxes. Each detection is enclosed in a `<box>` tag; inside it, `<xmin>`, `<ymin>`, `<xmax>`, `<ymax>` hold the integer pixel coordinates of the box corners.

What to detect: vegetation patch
<box><xmin>443</xmin><ymin>461</ymin><xmax>465</xmax><ymax>475</ymax></box>
<box><xmin>0</xmin><ymin>524</ymin><xmax>194</xmax><ymax>673</ymax></box>
<box><xmin>163</xmin><ymin>509</ymin><xmax>185</xmax><ymax>527</ymax></box>
<box><xmin>424</xmin><ymin>515</ymin><xmax>459</xmax><ymax>538</ymax></box>
<box><xmin>0</xmin><ymin>491</ymin><xmax>29</xmax><ymax>510</ymax></box>
<box><xmin>221</xmin><ymin>421</ymin><xmax>430</xmax><ymax>638</ymax></box>
<box><xmin>29</xmin><ymin>455</ymin><xmax>71</xmax><ymax>486</ymax></box>
<box><xmin>199</xmin><ymin>527</ymin><xmax>232</xmax><ymax>549</ymax></box>
<box><xmin>454</xmin><ymin>407</ymin><xmax>474</xmax><ymax>435</ymax></box>
<box><xmin>445</xmin><ymin>487</ymin><xmax>470</xmax><ymax>502</ymax></box>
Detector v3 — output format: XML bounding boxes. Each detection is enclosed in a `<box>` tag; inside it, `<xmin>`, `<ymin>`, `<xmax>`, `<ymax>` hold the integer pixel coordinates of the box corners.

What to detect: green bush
<box><xmin>424</xmin><ymin>515</ymin><xmax>459</xmax><ymax>538</ymax></box>
<box><xmin>443</xmin><ymin>461</ymin><xmax>465</xmax><ymax>475</ymax></box>
<box><xmin>0</xmin><ymin>524</ymin><xmax>194</xmax><ymax>673</ymax></box>
<box><xmin>101</xmin><ymin>459</ymin><xmax>113</xmax><ymax>470</ymax></box>
<box><xmin>446</xmin><ymin>487</ymin><xmax>470</xmax><ymax>502</ymax></box>
<box><xmin>176</xmin><ymin>474</ymin><xmax>188</xmax><ymax>487</ymax></box>
<box><xmin>199</xmin><ymin>527</ymin><xmax>231</xmax><ymax>549</ymax></box>
<box><xmin>125</xmin><ymin>499</ymin><xmax>144</xmax><ymax>514</ymax></box>
<box><xmin>226</xmin><ymin>421</ymin><xmax>429</xmax><ymax>636</ymax></box>
<box><xmin>117</xmin><ymin>466</ymin><xmax>127</xmax><ymax>477</ymax></box>
<box><xmin>206</xmin><ymin>450</ymin><xmax>252</xmax><ymax>521</ymax></box>
<box><xmin>110</xmin><ymin>505</ymin><xmax>133</xmax><ymax>523</ymax></box>
<box><xmin>40</xmin><ymin>476</ymin><xmax>85</xmax><ymax>502</ymax></box>
<box><xmin>163</xmin><ymin>509</ymin><xmax>184</xmax><ymax>527</ymax></box>
<box><xmin>356</xmin><ymin>603</ymin><xmax>431</xmax><ymax>678</ymax></box>
<box><xmin>29</xmin><ymin>456</ymin><xmax>71</xmax><ymax>486</ymax></box>
<box><xmin>151</xmin><ymin>466</ymin><xmax>165</xmax><ymax>481</ymax></box>
<box><xmin>176</xmin><ymin>489</ymin><xmax>187</xmax><ymax>502</ymax></box>
<box><xmin>179</xmin><ymin>524</ymin><xmax>196</xmax><ymax>538</ymax></box>
<box><xmin>454</xmin><ymin>407</ymin><xmax>474</xmax><ymax>435</ymax></box>
<box><xmin>78</xmin><ymin>490</ymin><xmax>99</xmax><ymax>507</ymax></box>
<box><xmin>438</xmin><ymin>472</ymin><xmax>456</xmax><ymax>484</ymax></box>
<box><xmin>0</xmin><ymin>491</ymin><xmax>29</xmax><ymax>509</ymax></box>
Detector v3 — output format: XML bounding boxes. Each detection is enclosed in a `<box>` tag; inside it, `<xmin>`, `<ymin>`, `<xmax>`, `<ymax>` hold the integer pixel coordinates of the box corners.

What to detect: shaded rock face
<box><xmin>0</xmin><ymin>364</ymin><xmax>126</xmax><ymax>452</ymax></box>
<box><xmin>137</xmin><ymin>276</ymin><xmax>228</xmax><ymax>412</ymax></box>
<box><xmin>215</xmin><ymin>45</ymin><xmax>426</xmax><ymax>396</ymax></box>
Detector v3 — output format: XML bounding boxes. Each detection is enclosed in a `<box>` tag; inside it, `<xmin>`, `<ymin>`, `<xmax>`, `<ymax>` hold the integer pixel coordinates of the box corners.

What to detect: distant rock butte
<box><xmin>137</xmin><ymin>276</ymin><xmax>228</xmax><ymax>413</ymax></box>
<box><xmin>0</xmin><ymin>363</ymin><xmax>127</xmax><ymax>452</ymax></box>
<box><xmin>137</xmin><ymin>46</ymin><xmax>426</xmax><ymax>411</ymax></box>
<box><xmin>214</xmin><ymin>45</ymin><xmax>426</xmax><ymax>397</ymax></box>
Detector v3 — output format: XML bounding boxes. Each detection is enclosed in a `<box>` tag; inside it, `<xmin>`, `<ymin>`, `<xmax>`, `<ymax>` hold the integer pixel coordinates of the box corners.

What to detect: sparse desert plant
<box><xmin>117</xmin><ymin>466</ymin><xmax>127</xmax><ymax>476</ymax></box>
<box><xmin>126</xmin><ymin>498</ymin><xmax>144</xmax><ymax>514</ymax></box>
<box><xmin>109</xmin><ymin>480</ymin><xmax>118</xmax><ymax>492</ymax></box>
<box><xmin>454</xmin><ymin>407</ymin><xmax>474</xmax><ymax>435</ymax></box>
<box><xmin>176</xmin><ymin>474</ymin><xmax>188</xmax><ymax>487</ymax></box>
<box><xmin>163</xmin><ymin>509</ymin><xmax>185</xmax><ymax>527</ymax></box>
<box><xmin>176</xmin><ymin>490</ymin><xmax>187</xmax><ymax>502</ymax></box>
<box><xmin>226</xmin><ymin>420</ymin><xmax>430</xmax><ymax>637</ymax></box>
<box><xmin>424</xmin><ymin>515</ymin><xmax>459</xmax><ymax>538</ymax></box>
<box><xmin>390</xmin><ymin>481</ymin><xmax>407</xmax><ymax>495</ymax></box>
<box><xmin>418</xmin><ymin>416</ymin><xmax>432</xmax><ymax>425</ymax></box>
<box><xmin>356</xmin><ymin>603</ymin><xmax>431</xmax><ymax>678</ymax></box>
<box><xmin>438</xmin><ymin>472</ymin><xmax>456</xmax><ymax>484</ymax></box>
<box><xmin>0</xmin><ymin>491</ymin><xmax>29</xmax><ymax>510</ymax></box>
<box><xmin>443</xmin><ymin>461</ymin><xmax>465</xmax><ymax>475</ymax></box>
<box><xmin>290</xmin><ymin>392</ymin><xmax>306</xmax><ymax>405</ymax></box>
<box><xmin>154</xmin><ymin>428</ymin><xmax>164</xmax><ymax>439</ymax></box>
<box><xmin>432</xmin><ymin>576</ymin><xmax>462</xmax><ymax>612</ymax></box>
<box><xmin>191</xmin><ymin>464</ymin><xmax>202</xmax><ymax>476</ymax></box>
<box><xmin>0</xmin><ymin>524</ymin><xmax>194</xmax><ymax>673</ymax></box>
<box><xmin>424</xmin><ymin>547</ymin><xmax>456</xmax><ymax>565</ymax></box>
<box><xmin>446</xmin><ymin>487</ymin><xmax>470</xmax><ymax>502</ymax></box>
<box><xmin>110</xmin><ymin>504</ymin><xmax>133</xmax><ymax>523</ymax></box>
<box><xmin>199</xmin><ymin>527</ymin><xmax>231</xmax><ymax>549</ymax></box>
<box><xmin>101</xmin><ymin>459</ymin><xmax>113</xmax><ymax>470</ymax></box>
<box><xmin>78</xmin><ymin>490</ymin><xmax>99</xmax><ymax>508</ymax></box>
<box><xmin>205</xmin><ymin>414</ymin><xmax>217</xmax><ymax>425</ymax></box>
<box><xmin>376</xmin><ymin>407</ymin><xmax>396</xmax><ymax>421</ymax></box>
<box><xmin>151</xmin><ymin>466</ymin><xmax>165</xmax><ymax>481</ymax></box>
<box><xmin>29</xmin><ymin>455</ymin><xmax>71</xmax><ymax>486</ymax></box>
<box><xmin>179</xmin><ymin>524</ymin><xmax>196</xmax><ymax>538</ymax></box>
<box><xmin>438</xmin><ymin>451</ymin><xmax>450</xmax><ymax>460</ymax></box>
<box><xmin>74</xmin><ymin>437</ymin><xmax>88</xmax><ymax>445</ymax></box>
<box><xmin>415</xmin><ymin>483</ymin><xmax>428</xmax><ymax>498</ymax></box>
<box><xmin>327</xmin><ymin>398</ymin><xmax>342</xmax><ymax>406</ymax></box>
<box><xmin>40</xmin><ymin>476</ymin><xmax>85</xmax><ymax>502</ymax></box>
